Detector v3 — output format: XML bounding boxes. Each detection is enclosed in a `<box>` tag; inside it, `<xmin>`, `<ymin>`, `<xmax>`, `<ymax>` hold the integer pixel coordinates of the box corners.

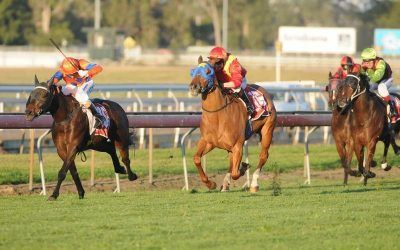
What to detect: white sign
<box><xmin>278</xmin><ymin>26</ymin><xmax>356</xmax><ymax>54</ymax></box>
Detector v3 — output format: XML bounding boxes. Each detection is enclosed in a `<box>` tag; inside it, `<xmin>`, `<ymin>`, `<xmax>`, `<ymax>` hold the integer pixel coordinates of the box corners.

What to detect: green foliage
<box><xmin>1</xmin><ymin>0</ymin><xmax>400</xmax><ymax>49</ymax></box>
<box><xmin>0</xmin><ymin>0</ymin><xmax>34</xmax><ymax>45</ymax></box>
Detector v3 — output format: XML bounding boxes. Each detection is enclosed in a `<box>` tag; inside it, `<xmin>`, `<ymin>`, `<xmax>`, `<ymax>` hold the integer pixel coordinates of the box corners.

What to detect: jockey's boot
<box><xmin>239</xmin><ymin>90</ymin><xmax>255</xmax><ymax>115</ymax></box>
<box><xmin>89</xmin><ymin>103</ymin><xmax>105</xmax><ymax>128</ymax></box>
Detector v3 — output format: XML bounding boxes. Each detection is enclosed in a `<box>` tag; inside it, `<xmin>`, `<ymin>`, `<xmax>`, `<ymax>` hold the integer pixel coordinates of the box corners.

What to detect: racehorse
<box><xmin>25</xmin><ymin>76</ymin><xmax>137</xmax><ymax>200</ymax></box>
<box><xmin>335</xmin><ymin>72</ymin><xmax>395</xmax><ymax>185</ymax></box>
<box><xmin>328</xmin><ymin>72</ymin><xmax>363</xmax><ymax>184</ymax></box>
<box><xmin>189</xmin><ymin>56</ymin><xmax>276</xmax><ymax>192</ymax></box>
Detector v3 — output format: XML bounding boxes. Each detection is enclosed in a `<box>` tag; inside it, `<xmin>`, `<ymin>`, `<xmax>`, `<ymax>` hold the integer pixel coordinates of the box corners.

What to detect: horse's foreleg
<box><xmin>364</xmin><ymin>142</ymin><xmax>377</xmax><ymax>185</ymax></box>
<box><xmin>335</xmin><ymin>141</ymin><xmax>350</xmax><ymax>185</ymax></box>
<box><xmin>49</xmin><ymin>149</ymin><xmax>77</xmax><ymax>201</ymax></box>
<box><xmin>221</xmin><ymin>153</ymin><xmax>233</xmax><ymax>192</ymax></box>
<box><xmin>250</xmin><ymin>125</ymin><xmax>274</xmax><ymax>193</ymax></box>
<box><xmin>193</xmin><ymin>138</ymin><xmax>216</xmax><ymax>190</ymax></box>
<box><xmin>69</xmin><ymin>161</ymin><xmax>85</xmax><ymax>199</ymax></box>
<box><xmin>231</xmin><ymin>143</ymin><xmax>244</xmax><ymax>181</ymax></box>
<box><xmin>381</xmin><ymin>139</ymin><xmax>392</xmax><ymax>171</ymax></box>
<box><xmin>353</xmin><ymin>144</ymin><xmax>364</xmax><ymax>177</ymax></box>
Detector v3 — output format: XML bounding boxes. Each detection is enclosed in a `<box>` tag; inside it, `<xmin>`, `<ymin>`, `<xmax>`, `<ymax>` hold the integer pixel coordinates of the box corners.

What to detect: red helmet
<box><xmin>340</xmin><ymin>56</ymin><xmax>354</xmax><ymax>66</ymax></box>
<box><xmin>208</xmin><ymin>46</ymin><xmax>227</xmax><ymax>60</ymax></box>
<box><xmin>60</xmin><ymin>57</ymin><xmax>79</xmax><ymax>75</ymax></box>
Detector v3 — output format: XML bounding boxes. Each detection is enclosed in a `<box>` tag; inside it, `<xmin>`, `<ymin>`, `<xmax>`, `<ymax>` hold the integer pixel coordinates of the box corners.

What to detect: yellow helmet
<box><xmin>361</xmin><ymin>48</ymin><xmax>377</xmax><ymax>61</ymax></box>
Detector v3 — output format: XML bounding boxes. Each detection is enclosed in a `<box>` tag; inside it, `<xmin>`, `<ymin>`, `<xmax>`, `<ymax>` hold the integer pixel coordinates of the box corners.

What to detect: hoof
<box><xmin>206</xmin><ymin>181</ymin><xmax>217</xmax><ymax>190</ymax></box>
<box><xmin>220</xmin><ymin>185</ymin><xmax>229</xmax><ymax>192</ymax></box>
<box><xmin>239</xmin><ymin>162</ymin><xmax>250</xmax><ymax>176</ymax></box>
<box><xmin>115</xmin><ymin>166</ymin><xmax>127</xmax><ymax>174</ymax></box>
<box><xmin>47</xmin><ymin>195</ymin><xmax>57</xmax><ymax>201</ymax></box>
<box><xmin>381</xmin><ymin>162</ymin><xmax>392</xmax><ymax>171</ymax></box>
<box><xmin>128</xmin><ymin>173</ymin><xmax>138</xmax><ymax>181</ymax></box>
<box><xmin>364</xmin><ymin>171</ymin><xmax>376</xmax><ymax>179</ymax></box>
<box><xmin>371</xmin><ymin>160</ymin><xmax>377</xmax><ymax>168</ymax></box>
<box><xmin>349</xmin><ymin>170</ymin><xmax>361</xmax><ymax>177</ymax></box>
<box><xmin>250</xmin><ymin>186</ymin><xmax>259</xmax><ymax>193</ymax></box>
<box><xmin>79</xmin><ymin>193</ymin><xmax>85</xmax><ymax>199</ymax></box>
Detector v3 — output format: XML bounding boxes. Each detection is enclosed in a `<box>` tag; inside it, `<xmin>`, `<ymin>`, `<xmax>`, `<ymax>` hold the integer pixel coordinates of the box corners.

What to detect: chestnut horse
<box><xmin>25</xmin><ymin>76</ymin><xmax>137</xmax><ymax>200</ymax></box>
<box><xmin>189</xmin><ymin>56</ymin><xmax>276</xmax><ymax>192</ymax></box>
<box><xmin>335</xmin><ymin>73</ymin><xmax>395</xmax><ymax>185</ymax></box>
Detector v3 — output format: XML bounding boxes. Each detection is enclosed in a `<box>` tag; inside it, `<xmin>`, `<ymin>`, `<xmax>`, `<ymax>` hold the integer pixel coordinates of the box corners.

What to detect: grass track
<box><xmin>1</xmin><ymin>180</ymin><xmax>400</xmax><ymax>249</ymax></box>
<box><xmin>1</xmin><ymin>144</ymin><xmax>400</xmax><ymax>249</ymax></box>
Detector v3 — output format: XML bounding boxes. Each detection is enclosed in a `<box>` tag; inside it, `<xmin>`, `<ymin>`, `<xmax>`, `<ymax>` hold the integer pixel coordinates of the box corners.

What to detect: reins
<box><xmin>201</xmin><ymin>95</ymin><xmax>234</xmax><ymax>113</ymax></box>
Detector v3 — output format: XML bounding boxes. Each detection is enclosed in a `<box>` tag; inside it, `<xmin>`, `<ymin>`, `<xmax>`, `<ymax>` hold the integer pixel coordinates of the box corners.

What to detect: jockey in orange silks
<box><xmin>52</xmin><ymin>57</ymin><xmax>104</xmax><ymax>127</ymax></box>
<box><xmin>208</xmin><ymin>46</ymin><xmax>254</xmax><ymax>115</ymax></box>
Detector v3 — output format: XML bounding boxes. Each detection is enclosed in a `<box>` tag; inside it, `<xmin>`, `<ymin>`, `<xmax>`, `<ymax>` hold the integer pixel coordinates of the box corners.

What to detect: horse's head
<box><xmin>189</xmin><ymin>56</ymin><xmax>216</xmax><ymax>98</ymax></box>
<box><xmin>327</xmin><ymin>72</ymin><xmax>344</xmax><ymax>109</ymax></box>
<box><xmin>336</xmin><ymin>72</ymin><xmax>363</xmax><ymax>109</ymax></box>
<box><xmin>25</xmin><ymin>75</ymin><xmax>56</xmax><ymax>121</ymax></box>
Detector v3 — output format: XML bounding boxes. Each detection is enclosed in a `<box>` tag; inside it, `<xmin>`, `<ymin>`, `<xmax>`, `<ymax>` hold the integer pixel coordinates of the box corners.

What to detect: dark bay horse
<box><xmin>335</xmin><ymin>73</ymin><xmax>395</xmax><ymax>185</ymax></box>
<box><xmin>189</xmin><ymin>56</ymin><xmax>276</xmax><ymax>192</ymax></box>
<box><xmin>328</xmin><ymin>73</ymin><xmax>363</xmax><ymax>184</ymax></box>
<box><xmin>25</xmin><ymin>76</ymin><xmax>137</xmax><ymax>200</ymax></box>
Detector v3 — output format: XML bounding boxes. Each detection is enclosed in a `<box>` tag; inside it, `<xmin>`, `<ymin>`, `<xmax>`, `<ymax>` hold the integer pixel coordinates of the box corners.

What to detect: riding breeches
<box><xmin>369</xmin><ymin>77</ymin><xmax>393</xmax><ymax>98</ymax></box>
<box><xmin>61</xmin><ymin>80</ymin><xmax>95</xmax><ymax>105</ymax></box>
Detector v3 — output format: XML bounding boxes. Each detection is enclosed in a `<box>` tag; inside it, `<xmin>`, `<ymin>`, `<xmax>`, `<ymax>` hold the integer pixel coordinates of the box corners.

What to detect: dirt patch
<box><xmin>2</xmin><ymin>167</ymin><xmax>400</xmax><ymax>197</ymax></box>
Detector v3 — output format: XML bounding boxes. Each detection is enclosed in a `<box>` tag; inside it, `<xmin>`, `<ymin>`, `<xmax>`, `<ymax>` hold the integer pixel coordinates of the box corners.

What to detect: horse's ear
<box><xmin>198</xmin><ymin>55</ymin><xmax>203</xmax><ymax>64</ymax></box>
<box><xmin>34</xmin><ymin>75</ymin><xmax>40</xmax><ymax>86</ymax></box>
<box><xmin>329</xmin><ymin>72</ymin><xmax>332</xmax><ymax>78</ymax></box>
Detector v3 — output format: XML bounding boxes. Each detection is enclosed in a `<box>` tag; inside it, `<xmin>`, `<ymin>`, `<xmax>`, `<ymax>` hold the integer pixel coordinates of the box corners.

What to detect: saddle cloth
<box><xmin>390</xmin><ymin>94</ymin><xmax>400</xmax><ymax>123</ymax></box>
<box><xmin>85</xmin><ymin>103</ymin><xmax>110</xmax><ymax>139</ymax></box>
<box><xmin>244</xmin><ymin>86</ymin><xmax>270</xmax><ymax>121</ymax></box>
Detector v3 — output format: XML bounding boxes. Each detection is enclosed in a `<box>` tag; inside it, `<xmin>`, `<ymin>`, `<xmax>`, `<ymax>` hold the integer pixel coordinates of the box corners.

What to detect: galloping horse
<box><xmin>189</xmin><ymin>56</ymin><xmax>276</xmax><ymax>192</ymax></box>
<box><xmin>335</xmin><ymin>72</ymin><xmax>395</xmax><ymax>185</ymax></box>
<box><xmin>328</xmin><ymin>72</ymin><xmax>363</xmax><ymax>184</ymax></box>
<box><xmin>25</xmin><ymin>76</ymin><xmax>137</xmax><ymax>200</ymax></box>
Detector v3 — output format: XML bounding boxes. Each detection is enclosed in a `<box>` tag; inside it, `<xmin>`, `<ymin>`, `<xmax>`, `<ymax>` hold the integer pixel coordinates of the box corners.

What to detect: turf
<box><xmin>0</xmin><ymin>179</ymin><xmax>399</xmax><ymax>249</ymax></box>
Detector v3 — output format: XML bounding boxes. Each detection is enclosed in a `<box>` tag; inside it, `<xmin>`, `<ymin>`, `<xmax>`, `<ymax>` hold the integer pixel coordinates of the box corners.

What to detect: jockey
<box><xmin>207</xmin><ymin>46</ymin><xmax>254</xmax><ymax>115</ymax></box>
<box><xmin>360</xmin><ymin>48</ymin><xmax>396</xmax><ymax>116</ymax></box>
<box><xmin>334</xmin><ymin>56</ymin><xmax>356</xmax><ymax>79</ymax></box>
<box><xmin>52</xmin><ymin>57</ymin><xmax>105</xmax><ymax>128</ymax></box>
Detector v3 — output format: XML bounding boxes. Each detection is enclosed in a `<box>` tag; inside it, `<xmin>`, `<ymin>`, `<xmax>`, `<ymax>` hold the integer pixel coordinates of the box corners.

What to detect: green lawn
<box><xmin>1</xmin><ymin>144</ymin><xmax>400</xmax><ymax>249</ymax></box>
<box><xmin>1</xmin><ymin>144</ymin><xmax>400</xmax><ymax>185</ymax></box>
<box><xmin>0</xmin><ymin>180</ymin><xmax>399</xmax><ymax>249</ymax></box>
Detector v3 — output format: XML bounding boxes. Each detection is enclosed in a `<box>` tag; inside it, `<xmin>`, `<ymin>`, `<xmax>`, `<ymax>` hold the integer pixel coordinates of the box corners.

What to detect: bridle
<box><xmin>32</xmin><ymin>85</ymin><xmax>55</xmax><ymax>116</ymax></box>
<box><xmin>337</xmin><ymin>74</ymin><xmax>366</xmax><ymax>113</ymax></box>
<box><xmin>191</xmin><ymin>62</ymin><xmax>234</xmax><ymax>113</ymax></box>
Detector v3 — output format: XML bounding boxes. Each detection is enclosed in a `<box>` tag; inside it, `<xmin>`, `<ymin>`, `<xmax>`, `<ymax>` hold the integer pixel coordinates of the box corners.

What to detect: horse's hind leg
<box><xmin>193</xmin><ymin>138</ymin><xmax>216</xmax><ymax>190</ymax></box>
<box><xmin>69</xmin><ymin>161</ymin><xmax>85</xmax><ymax>199</ymax></box>
<box><xmin>115</xmin><ymin>141</ymin><xmax>138</xmax><ymax>181</ymax></box>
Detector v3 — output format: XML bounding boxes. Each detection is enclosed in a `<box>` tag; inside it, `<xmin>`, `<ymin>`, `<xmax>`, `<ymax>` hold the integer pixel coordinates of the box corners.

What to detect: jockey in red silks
<box><xmin>208</xmin><ymin>46</ymin><xmax>254</xmax><ymax>115</ymax></box>
<box><xmin>52</xmin><ymin>57</ymin><xmax>104</xmax><ymax>128</ymax></box>
<box><xmin>333</xmin><ymin>56</ymin><xmax>357</xmax><ymax>79</ymax></box>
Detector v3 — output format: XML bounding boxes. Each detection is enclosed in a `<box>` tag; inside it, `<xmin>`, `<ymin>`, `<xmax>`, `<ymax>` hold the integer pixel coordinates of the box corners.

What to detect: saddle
<box><xmin>84</xmin><ymin>102</ymin><xmax>110</xmax><ymax>139</ymax></box>
<box><xmin>244</xmin><ymin>86</ymin><xmax>271</xmax><ymax>121</ymax></box>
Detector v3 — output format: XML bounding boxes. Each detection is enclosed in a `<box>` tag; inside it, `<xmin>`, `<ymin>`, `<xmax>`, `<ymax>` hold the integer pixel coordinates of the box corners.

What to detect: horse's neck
<box><xmin>49</xmin><ymin>93</ymin><xmax>81</xmax><ymax>123</ymax></box>
<box><xmin>202</xmin><ymin>87</ymin><xmax>226</xmax><ymax>110</ymax></box>
<box><xmin>352</xmin><ymin>91</ymin><xmax>378</xmax><ymax>119</ymax></box>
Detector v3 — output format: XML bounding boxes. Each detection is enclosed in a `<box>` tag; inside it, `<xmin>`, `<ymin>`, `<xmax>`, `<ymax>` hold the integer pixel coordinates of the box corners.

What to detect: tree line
<box><xmin>1</xmin><ymin>0</ymin><xmax>400</xmax><ymax>51</ymax></box>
